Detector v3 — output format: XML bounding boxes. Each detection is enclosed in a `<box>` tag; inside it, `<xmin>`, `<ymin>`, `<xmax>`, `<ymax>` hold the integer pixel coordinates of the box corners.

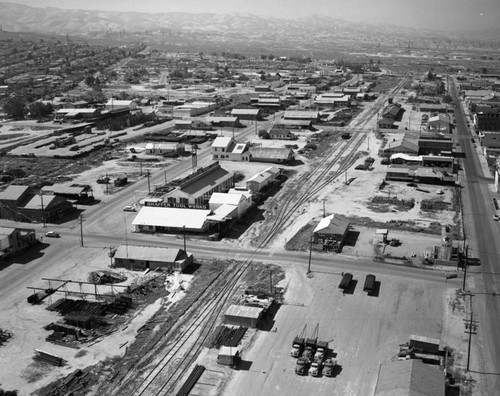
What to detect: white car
<box><xmin>436</xmin><ymin>189</ymin><xmax>444</xmax><ymax>195</ymax></box>
<box><xmin>122</xmin><ymin>205</ymin><xmax>136</xmax><ymax>212</ymax></box>
<box><xmin>45</xmin><ymin>231</ymin><xmax>60</xmax><ymax>238</ymax></box>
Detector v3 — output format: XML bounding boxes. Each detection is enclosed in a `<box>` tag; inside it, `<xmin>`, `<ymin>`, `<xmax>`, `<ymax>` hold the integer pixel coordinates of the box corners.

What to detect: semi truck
<box><xmin>303</xmin><ymin>323</ymin><xmax>319</xmax><ymax>362</ymax></box>
<box><xmin>295</xmin><ymin>357</ymin><xmax>309</xmax><ymax>375</ymax></box>
<box><xmin>290</xmin><ymin>325</ymin><xmax>307</xmax><ymax>358</ymax></box>
<box><xmin>323</xmin><ymin>358</ymin><xmax>337</xmax><ymax>377</ymax></box>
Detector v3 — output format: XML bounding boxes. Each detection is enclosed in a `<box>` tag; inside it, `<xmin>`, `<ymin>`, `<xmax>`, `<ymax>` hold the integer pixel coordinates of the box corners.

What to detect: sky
<box><xmin>5</xmin><ymin>0</ymin><xmax>500</xmax><ymax>31</ymax></box>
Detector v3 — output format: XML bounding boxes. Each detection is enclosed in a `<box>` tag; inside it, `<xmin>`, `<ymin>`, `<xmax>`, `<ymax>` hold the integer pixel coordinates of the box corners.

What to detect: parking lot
<box><xmin>222</xmin><ymin>265</ymin><xmax>449</xmax><ymax>396</ymax></box>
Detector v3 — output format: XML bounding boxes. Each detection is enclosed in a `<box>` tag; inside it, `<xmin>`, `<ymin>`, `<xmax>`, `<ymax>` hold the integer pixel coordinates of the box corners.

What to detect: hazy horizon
<box><xmin>3</xmin><ymin>0</ymin><xmax>500</xmax><ymax>32</ymax></box>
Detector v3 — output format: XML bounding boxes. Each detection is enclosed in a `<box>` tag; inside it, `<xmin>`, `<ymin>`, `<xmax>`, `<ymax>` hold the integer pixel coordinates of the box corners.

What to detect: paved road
<box><xmin>450</xmin><ymin>78</ymin><xmax>500</xmax><ymax>393</ymax></box>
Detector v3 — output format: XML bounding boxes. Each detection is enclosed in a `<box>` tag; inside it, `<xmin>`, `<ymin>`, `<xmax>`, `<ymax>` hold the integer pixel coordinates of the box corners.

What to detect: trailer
<box><xmin>363</xmin><ymin>274</ymin><xmax>376</xmax><ymax>293</ymax></box>
<box><xmin>338</xmin><ymin>273</ymin><xmax>353</xmax><ymax>290</ymax></box>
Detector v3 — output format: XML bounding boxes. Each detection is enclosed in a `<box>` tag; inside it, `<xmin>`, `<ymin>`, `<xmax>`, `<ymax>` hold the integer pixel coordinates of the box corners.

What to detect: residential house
<box><xmin>211</xmin><ymin>137</ymin><xmax>251</xmax><ymax>161</ymax></box>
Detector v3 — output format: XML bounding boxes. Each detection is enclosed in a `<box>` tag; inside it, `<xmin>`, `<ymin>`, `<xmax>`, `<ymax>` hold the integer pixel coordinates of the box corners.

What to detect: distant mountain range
<box><xmin>0</xmin><ymin>1</ymin><xmax>499</xmax><ymax>48</ymax></box>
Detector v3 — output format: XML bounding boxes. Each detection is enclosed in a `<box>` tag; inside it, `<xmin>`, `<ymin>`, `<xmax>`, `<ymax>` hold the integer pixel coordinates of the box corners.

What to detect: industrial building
<box><xmin>172</xmin><ymin>101</ymin><xmax>216</xmax><ymax>118</ymax></box>
<box><xmin>374</xmin><ymin>360</ymin><xmax>445</xmax><ymax>396</ymax></box>
<box><xmin>132</xmin><ymin>206</ymin><xmax>212</xmax><ymax>234</ymax></box>
<box><xmin>113</xmin><ymin>245</ymin><xmax>193</xmax><ymax>272</ymax></box>
<box><xmin>230</xmin><ymin>108</ymin><xmax>261</xmax><ymax>121</ymax></box>
<box><xmin>223</xmin><ymin>304</ymin><xmax>263</xmax><ymax>328</ymax></box>
<box><xmin>41</xmin><ymin>184</ymin><xmax>94</xmax><ymax>204</ymax></box>
<box><xmin>160</xmin><ymin>162</ymin><xmax>234</xmax><ymax>207</ymax></box>
<box><xmin>209</xmin><ymin>192</ymin><xmax>252</xmax><ymax>219</ymax></box>
<box><xmin>249</xmin><ymin>147</ymin><xmax>295</xmax><ymax>164</ymax></box>
<box><xmin>245</xmin><ymin>166</ymin><xmax>280</xmax><ymax>193</ymax></box>
<box><xmin>0</xmin><ymin>226</ymin><xmax>37</xmax><ymax>260</ymax></box>
<box><xmin>144</xmin><ymin>142</ymin><xmax>185</xmax><ymax>157</ymax></box>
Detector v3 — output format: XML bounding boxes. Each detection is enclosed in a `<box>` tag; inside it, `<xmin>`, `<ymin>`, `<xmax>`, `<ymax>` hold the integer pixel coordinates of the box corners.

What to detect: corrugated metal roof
<box><xmin>0</xmin><ymin>185</ymin><xmax>29</xmax><ymax>201</ymax></box>
<box><xmin>250</xmin><ymin>147</ymin><xmax>293</xmax><ymax>160</ymax></box>
<box><xmin>231</xmin><ymin>109</ymin><xmax>260</xmax><ymax>116</ymax></box>
<box><xmin>224</xmin><ymin>304</ymin><xmax>263</xmax><ymax>319</ymax></box>
<box><xmin>132</xmin><ymin>207</ymin><xmax>211</xmax><ymax>229</ymax></box>
<box><xmin>180</xmin><ymin>167</ymin><xmax>232</xmax><ymax>196</ymax></box>
<box><xmin>284</xmin><ymin>110</ymin><xmax>319</xmax><ymax>119</ymax></box>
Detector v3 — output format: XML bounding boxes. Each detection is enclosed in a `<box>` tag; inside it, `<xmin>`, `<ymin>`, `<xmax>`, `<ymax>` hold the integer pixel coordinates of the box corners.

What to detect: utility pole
<box><xmin>183</xmin><ymin>225</ymin><xmax>186</xmax><ymax>251</ymax></box>
<box><xmin>269</xmin><ymin>267</ymin><xmax>273</xmax><ymax>294</ymax></box>
<box><xmin>462</xmin><ymin>245</ymin><xmax>468</xmax><ymax>291</ymax></box>
<box><xmin>79</xmin><ymin>214</ymin><xmax>84</xmax><ymax>247</ymax></box>
<box><xmin>123</xmin><ymin>212</ymin><xmax>129</xmax><ymax>258</ymax></box>
<box><xmin>464</xmin><ymin>293</ymin><xmax>478</xmax><ymax>372</ymax></box>
<box><xmin>307</xmin><ymin>235</ymin><xmax>313</xmax><ymax>275</ymax></box>
<box><xmin>146</xmin><ymin>169</ymin><xmax>151</xmax><ymax>193</ymax></box>
<box><xmin>322</xmin><ymin>199</ymin><xmax>326</xmax><ymax>218</ymax></box>
<box><xmin>39</xmin><ymin>192</ymin><xmax>46</xmax><ymax>228</ymax></box>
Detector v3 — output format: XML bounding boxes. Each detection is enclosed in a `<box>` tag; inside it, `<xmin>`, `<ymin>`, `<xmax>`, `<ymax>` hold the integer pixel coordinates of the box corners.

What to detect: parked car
<box><xmin>436</xmin><ymin>189</ymin><xmax>444</xmax><ymax>195</ymax></box>
<box><xmin>45</xmin><ymin>231</ymin><xmax>60</xmax><ymax>238</ymax></box>
<box><xmin>122</xmin><ymin>205</ymin><xmax>136</xmax><ymax>212</ymax></box>
<box><xmin>493</xmin><ymin>215</ymin><xmax>499</xmax><ymax>221</ymax></box>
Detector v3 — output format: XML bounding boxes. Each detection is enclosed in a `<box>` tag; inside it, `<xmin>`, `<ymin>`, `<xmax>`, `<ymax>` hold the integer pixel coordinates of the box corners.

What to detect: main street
<box><xmin>450</xmin><ymin>78</ymin><xmax>500</xmax><ymax>394</ymax></box>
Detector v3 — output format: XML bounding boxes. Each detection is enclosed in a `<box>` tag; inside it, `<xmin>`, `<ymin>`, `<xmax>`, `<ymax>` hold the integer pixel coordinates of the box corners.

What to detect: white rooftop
<box><xmin>132</xmin><ymin>207</ymin><xmax>211</xmax><ymax>230</ymax></box>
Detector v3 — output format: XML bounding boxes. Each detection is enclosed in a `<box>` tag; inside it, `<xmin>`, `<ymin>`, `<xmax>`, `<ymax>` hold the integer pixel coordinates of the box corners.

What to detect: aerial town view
<box><xmin>0</xmin><ymin>0</ymin><xmax>500</xmax><ymax>395</ymax></box>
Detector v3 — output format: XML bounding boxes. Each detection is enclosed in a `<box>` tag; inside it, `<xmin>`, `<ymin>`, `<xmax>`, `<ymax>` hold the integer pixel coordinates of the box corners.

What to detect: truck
<box><xmin>308</xmin><ymin>360</ymin><xmax>322</xmax><ymax>377</ymax></box>
<box><xmin>295</xmin><ymin>357</ymin><xmax>309</xmax><ymax>375</ymax></box>
<box><xmin>290</xmin><ymin>325</ymin><xmax>307</xmax><ymax>358</ymax></box>
<box><xmin>363</xmin><ymin>274</ymin><xmax>376</xmax><ymax>293</ymax></box>
<box><xmin>303</xmin><ymin>323</ymin><xmax>319</xmax><ymax>362</ymax></box>
<box><xmin>338</xmin><ymin>272</ymin><xmax>353</xmax><ymax>290</ymax></box>
<box><xmin>314</xmin><ymin>340</ymin><xmax>328</xmax><ymax>362</ymax></box>
<box><xmin>322</xmin><ymin>358</ymin><xmax>337</xmax><ymax>377</ymax></box>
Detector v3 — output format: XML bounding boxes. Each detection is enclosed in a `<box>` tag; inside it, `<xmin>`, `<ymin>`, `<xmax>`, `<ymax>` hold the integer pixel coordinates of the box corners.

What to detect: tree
<box><xmin>29</xmin><ymin>102</ymin><xmax>53</xmax><ymax>119</ymax></box>
<box><xmin>3</xmin><ymin>97</ymin><xmax>26</xmax><ymax>120</ymax></box>
<box><xmin>442</xmin><ymin>94</ymin><xmax>453</xmax><ymax>104</ymax></box>
<box><xmin>85</xmin><ymin>75</ymin><xmax>95</xmax><ymax>86</ymax></box>
<box><xmin>258</xmin><ymin>129</ymin><xmax>270</xmax><ymax>139</ymax></box>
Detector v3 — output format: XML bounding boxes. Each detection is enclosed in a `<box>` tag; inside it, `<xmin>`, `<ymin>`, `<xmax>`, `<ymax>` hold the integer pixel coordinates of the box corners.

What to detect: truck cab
<box><xmin>303</xmin><ymin>337</ymin><xmax>317</xmax><ymax>362</ymax></box>
<box><xmin>295</xmin><ymin>357</ymin><xmax>309</xmax><ymax>375</ymax></box>
<box><xmin>323</xmin><ymin>358</ymin><xmax>337</xmax><ymax>377</ymax></box>
<box><xmin>308</xmin><ymin>361</ymin><xmax>321</xmax><ymax>377</ymax></box>
<box><xmin>314</xmin><ymin>341</ymin><xmax>328</xmax><ymax>362</ymax></box>
<box><xmin>290</xmin><ymin>336</ymin><xmax>305</xmax><ymax>358</ymax></box>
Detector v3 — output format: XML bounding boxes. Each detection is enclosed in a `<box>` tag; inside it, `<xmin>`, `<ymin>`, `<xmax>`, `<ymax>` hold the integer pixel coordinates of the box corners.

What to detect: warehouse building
<box><xmin>223</xmin><ymin>304</ymin><xmax>264</xmax><ymax>328</ymax></box>
<box><xmin>374</xmin><ymin>360</ymin><xmax>445</xmax><ymax>396</ymax></box>
<box><xmin>245</xmin><ymin>166</ymin><xmax>280</xmax><ymax>193</ymax></box>
<box><xmin>113</xmin><ymin>245</ymin><xmax>193</xmax><ymax>272</ymax></box>
<box><xmin>249</xmin><ymin>147</ymin><xmax>295</xmax><ymax>164</ymax></box>
<box><xmin>132</xmin><ymin>206</ymin><xmax>212</xmax><ymax>233</ymax></box>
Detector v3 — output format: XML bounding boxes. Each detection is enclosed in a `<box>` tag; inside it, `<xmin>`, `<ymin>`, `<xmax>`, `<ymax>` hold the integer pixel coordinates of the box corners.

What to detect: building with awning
<box><xmin>132</xmin><ymin>206</ymin><xmax>212</xmax><ymax>233</ymax></box>
<box><xmin>313</xmin><ymin>213</ymin><xmax>350</xmax><ymax>244</ymax></box>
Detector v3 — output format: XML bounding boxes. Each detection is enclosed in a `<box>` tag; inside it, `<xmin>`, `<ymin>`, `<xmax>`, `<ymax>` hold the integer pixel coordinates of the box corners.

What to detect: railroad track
<box><xmin>111</xmin><ymin>77</ymin><xmax>408</xmax><ymax>395</ymax></box>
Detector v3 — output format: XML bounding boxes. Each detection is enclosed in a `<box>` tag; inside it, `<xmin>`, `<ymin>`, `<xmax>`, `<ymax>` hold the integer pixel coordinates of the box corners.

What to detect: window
<box><xmin>167</xmin><ymin>197</ymin><xmax>176</xmax><ymax>203</ymax></box>
<box><xmin>179</xmin><ymin>198</ymin><xmax>189</xmax><ymax>204</ymax></box>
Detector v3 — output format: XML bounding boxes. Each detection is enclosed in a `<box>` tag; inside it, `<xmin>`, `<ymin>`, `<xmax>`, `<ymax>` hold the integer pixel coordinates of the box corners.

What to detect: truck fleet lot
<box><xmin>221</xmin><ymin>265</ymin><xmax>449</xmax><ymax>396</ymax></box>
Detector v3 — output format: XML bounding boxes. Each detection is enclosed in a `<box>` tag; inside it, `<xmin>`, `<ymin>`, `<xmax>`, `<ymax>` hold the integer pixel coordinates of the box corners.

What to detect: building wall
<box><xmin>114</xmin><ymin>256</ymin><xmax>192</xmax><ymax>272</ymax></box>
<box><xmin>223</xmin><ymin>314</ymin><xmax>260</xmax><ymax>328</ymax></box>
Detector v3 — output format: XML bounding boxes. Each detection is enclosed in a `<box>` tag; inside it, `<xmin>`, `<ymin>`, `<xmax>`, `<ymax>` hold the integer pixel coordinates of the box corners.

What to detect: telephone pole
<box><xmin>307</xmin><ymin>235</ymin><xmax>313</xmax><ymax>274</ymax></box>
<box><xmin>78</xmin><ymin>214</ymin><xmax>84</xmax><ymax>247</ymax></box>
<box><xmin>464</xmin><ymin>293</ymin><xmax>478</xmax><ymax>372</ymax></box>
<box><xmin>146</xmin><ymin>169</ymin><xmax>151</xmax><ymax>193</ymax></box>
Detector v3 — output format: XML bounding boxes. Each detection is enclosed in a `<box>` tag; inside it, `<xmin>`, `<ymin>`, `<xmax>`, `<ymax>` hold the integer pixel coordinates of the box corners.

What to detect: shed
<box><xmin>223</xmin><ymin>304</ymin><xmax>263</xmax><ymax>328</ymax></box>
<box><xmin>217</xmin><ymin>346</ymin><xmax>241</xmax><ymax>367</ymax></box>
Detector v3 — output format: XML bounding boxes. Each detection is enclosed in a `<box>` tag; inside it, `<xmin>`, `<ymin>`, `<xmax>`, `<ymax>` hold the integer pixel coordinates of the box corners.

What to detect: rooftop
<box><xmin>132</xmin><ymin>207</ymin><xmax>211</xmax><ymax>229</ymax></box>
